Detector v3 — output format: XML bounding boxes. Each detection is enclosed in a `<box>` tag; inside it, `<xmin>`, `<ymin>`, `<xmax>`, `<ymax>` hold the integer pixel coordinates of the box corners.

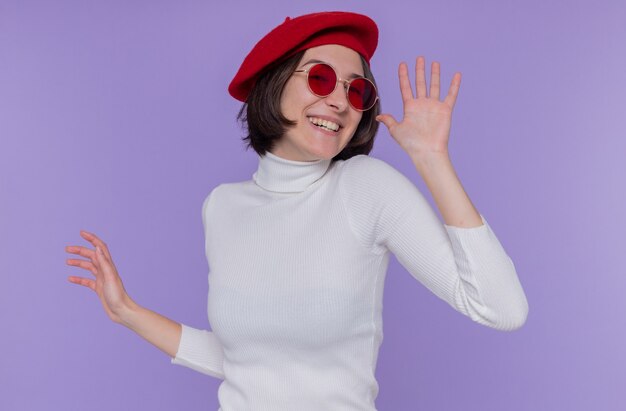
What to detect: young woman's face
<box><xmin>273</xmin><ymin>44</ymin><xmax>364</xmax><ymax>162</ymax></box>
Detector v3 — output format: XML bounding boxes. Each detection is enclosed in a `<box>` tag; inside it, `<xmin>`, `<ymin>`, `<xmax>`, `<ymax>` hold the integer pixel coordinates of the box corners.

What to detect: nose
<box><xmin>324</xmin><ymin>81</ymin><xmax>349</xmax><ymax>112</ymax></box>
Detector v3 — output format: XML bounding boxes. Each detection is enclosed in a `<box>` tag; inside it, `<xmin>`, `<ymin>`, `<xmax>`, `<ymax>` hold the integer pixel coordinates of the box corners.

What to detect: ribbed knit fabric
<box><xmin>171</xmin><ymin>151</ymin><xmax>529</xmax><ymax>411</ymax></box>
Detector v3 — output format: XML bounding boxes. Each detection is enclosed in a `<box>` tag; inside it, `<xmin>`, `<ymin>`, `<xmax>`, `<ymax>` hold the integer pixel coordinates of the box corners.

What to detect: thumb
<box><xmin>375</xmin><ymin>114</ymin><xmax>398</xmax><ymax>131</ymax></box>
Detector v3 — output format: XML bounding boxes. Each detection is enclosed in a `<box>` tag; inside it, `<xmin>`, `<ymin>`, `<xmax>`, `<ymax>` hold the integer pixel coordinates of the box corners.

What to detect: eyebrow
<box><xmin>300</xmin><ymin>59</ymin><xmax>363</xmax><ymax>79</ymax></box>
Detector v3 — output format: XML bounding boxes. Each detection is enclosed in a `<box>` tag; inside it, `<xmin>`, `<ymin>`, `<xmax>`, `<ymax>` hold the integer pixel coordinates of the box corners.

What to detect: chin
<box><xmin>306</xmin><ymin>146</ymin><xmax>342</xmax><ymax>161</ymax></box>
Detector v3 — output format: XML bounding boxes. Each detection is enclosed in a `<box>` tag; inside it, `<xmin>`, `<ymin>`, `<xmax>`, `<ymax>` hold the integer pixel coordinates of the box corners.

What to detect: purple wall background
<box><xmin>1</xmin><ymin>0</ymin><xmax>624</xmax><ymax>410</ymax></box>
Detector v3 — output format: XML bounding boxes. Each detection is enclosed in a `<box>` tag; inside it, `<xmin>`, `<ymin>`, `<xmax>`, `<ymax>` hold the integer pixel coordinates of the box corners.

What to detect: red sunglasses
<box><xmin>294</xmin><ymin>62</ymin><xmax>379</xmax><ymax>112</ymax></box>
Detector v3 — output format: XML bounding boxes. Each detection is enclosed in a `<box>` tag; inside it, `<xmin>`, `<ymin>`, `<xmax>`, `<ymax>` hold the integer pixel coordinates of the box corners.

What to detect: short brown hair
<box><xmin>237</xmin><ymin>50</ymin><xmax>380</xmax><ymax>161</ymax></box>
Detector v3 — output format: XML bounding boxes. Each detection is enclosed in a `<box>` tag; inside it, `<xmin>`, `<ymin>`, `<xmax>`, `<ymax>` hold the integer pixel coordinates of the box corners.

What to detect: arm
<box><xmin>117</xmin><ymin>301</ymin><xmax>182</xmax><ymax>359</ymax></box>
<box><xmin>372</xmin><ymin>57</ymin><xmax>528</xmax><ymax>330</ymax></box>
<box><xmin>66</xmin><ymin>228</ymin><xmax>225</xmax><ymax>379</ymax></box>
<box><xmin>120</xmin><ymin>301</ymin><xmax>225</xmax><ymax>378</ymax></box>
<box><xmin>66</xmin><ymin>231</ymin><xmax>183</xmax><ymax>358</ymax></box>
<box><xmin>340</xmin><ymin>156</ymin><xmax>528</xmax><ymax>331</ymax></box>
<box><xmin>118</xmin><ymin>299</ymin><xmax>224</xmax><ymax>378</ymax></box>
<box><xmin>410</xmin><ymin>151</ymin><xmax>482</xmax><ymax>228</ymax></box>
<box><xmin>409</xmin><ymin>153</ymin><xmax>528</xmax><ymax>330</ymax></box>
<box><xmin>118</xmin><ymin>300</ymin><xmax>225</xmax><ymax>378</ymax></box>
<box><xmin>385</xmin><ymin>201</ymin><xmax>529</xmax><ymax>331</ymax></box>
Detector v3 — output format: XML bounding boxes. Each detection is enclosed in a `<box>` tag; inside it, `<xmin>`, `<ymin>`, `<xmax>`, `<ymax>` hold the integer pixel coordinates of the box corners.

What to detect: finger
<box><xmin>66</xmin><ymin>257</ymin><xmax>99</xmax><ymax>277</ymax></box>
<box><xmin>444</xmin><ymin>72</ymin><xmax>462</xmax><ymax>109</ymax></box>
<box><xmin>415</xmin><ymin>56</ymin><xmax>427</xmax><ymax>98</ymax></box>
<box><xmin>66</xmin><ymin>245</ymin><xmax>97</xmax><ymax>262</ymax></box>
<box><xmin>398</xmin><ymin>62</ymin><xmax>414</xmax><ymax>103</ymax></box>
<box><xmin>67</xmin><ymin>243</ymin><xmax>106</xmax><ymax>271</ymax></box>
<box><xmin>93</xmin><ymin>246</ymin><xmax>117</xmax><ymax>279</ymax></box>
<box><xmin>430</xmin><ymin>61</ymin><xmax>441</xmax><ymax>100</ymax></box>
<box><xmin>376</xmin><ymin>114</ymin><xmax>399</xmax><ymax>131</ymax></box>
<box><xmin>68</xmin><ymin>276</ymin><xmax>96</xmax><ymax>292</ymax></box>
<box><xmin>80</xmin><ymin>231</ymin><xmax>112</xmax><ymax>261</ymax></box>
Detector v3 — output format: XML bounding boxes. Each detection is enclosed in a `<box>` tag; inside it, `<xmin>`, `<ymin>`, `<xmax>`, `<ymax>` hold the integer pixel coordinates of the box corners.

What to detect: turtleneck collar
<box><xmin>252</xmin><ymin>150</ymin><xmax>332</xmax><ymax>193</ymax></box>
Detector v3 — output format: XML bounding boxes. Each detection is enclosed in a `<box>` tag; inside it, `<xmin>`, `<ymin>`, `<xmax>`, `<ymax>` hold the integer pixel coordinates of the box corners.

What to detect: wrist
<box><xmin>409</xmin><ymin>150</ymin><xmax>451</xmax><ymax>174</ymax></box>
<box><xmin>116</xmin><ymin>297</ymin><xmax>143</xmax><ymax>329</ymax></box>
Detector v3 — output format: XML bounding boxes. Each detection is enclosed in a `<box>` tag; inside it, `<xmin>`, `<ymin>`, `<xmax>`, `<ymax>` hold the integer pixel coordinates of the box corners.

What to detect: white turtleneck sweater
<box><xmin>170</xmin><ymin>151</ymin><xmax>528</xmax><ymax>411</ymax></box>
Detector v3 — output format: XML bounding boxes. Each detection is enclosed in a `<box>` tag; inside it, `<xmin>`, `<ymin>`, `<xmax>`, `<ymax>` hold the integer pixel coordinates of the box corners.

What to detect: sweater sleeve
<box><xmin>170</xmin><ymin>191</ymin><xmax>226</xmax><ymax>378</ymax></box>
<box><xmin>340</xmin><ymin>155</ymin><xmax>528</xmax><ymax>331</ymax></box>
<box><xmin>170</xmin><ymin>323</ymin><xmax>225</xmax><ymax>379</ymax></box>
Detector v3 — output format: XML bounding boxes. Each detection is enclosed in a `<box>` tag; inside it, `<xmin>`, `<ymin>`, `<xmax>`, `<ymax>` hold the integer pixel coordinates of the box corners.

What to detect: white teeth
<box><xmin>308</xmin><ymin>116</ymin><xmax>340</xmax><ymax>132</ymax></box>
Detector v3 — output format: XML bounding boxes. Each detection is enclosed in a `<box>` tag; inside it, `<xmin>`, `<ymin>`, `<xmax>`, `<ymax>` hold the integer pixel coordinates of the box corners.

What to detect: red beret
<box><xmin>228</xmin><ymin>11</ymin><xmax>379</xmax><ymax>102</ymax></box>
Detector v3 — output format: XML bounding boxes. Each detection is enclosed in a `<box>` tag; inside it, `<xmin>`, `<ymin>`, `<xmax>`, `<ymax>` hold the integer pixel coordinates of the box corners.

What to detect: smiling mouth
<box><xmin>308</xmin><ymin>116</ymin><xmax>341</xmax><ymax>132</ymax></box>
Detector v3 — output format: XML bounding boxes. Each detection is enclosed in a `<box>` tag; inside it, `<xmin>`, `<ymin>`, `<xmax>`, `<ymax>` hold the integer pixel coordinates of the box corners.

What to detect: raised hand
<box><xmin>376</xmin><ymin>56</ymin><xmax>461</xmax><ymax>158</ymax></box>
<box><xmin>66</xmin><ymin>231</ymin><xmax>134</xmax><ymax>324</ymax></box>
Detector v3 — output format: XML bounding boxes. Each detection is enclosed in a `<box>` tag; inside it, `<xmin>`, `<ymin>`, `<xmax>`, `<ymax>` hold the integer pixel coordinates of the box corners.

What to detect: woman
<box><xmin>66</xmin><ymin>11</ymin><xmax>528</xmax><ymax>410</ymax></box>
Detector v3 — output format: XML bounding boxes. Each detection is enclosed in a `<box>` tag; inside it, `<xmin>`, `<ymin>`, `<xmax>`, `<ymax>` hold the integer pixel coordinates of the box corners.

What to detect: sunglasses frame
<box><xmin>294</xmin><ymin>62</ymin><xmax>379</xmax><ymax>112</ymax></box>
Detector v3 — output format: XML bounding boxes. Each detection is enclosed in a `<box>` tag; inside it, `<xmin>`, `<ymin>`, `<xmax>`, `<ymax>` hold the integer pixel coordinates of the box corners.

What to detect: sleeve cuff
<box><xmin>443</xmin><ymin>213</ymin><xmax>488</xmax><ymax>233</ymax></box>
<box><xmin>170</xmin><ymin>323</ymin><xmax>225</xmax><ymax>379</ymax></box>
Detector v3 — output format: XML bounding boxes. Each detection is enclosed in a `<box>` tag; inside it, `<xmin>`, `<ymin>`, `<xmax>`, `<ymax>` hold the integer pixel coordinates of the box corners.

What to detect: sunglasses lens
<box><xmin>348</xmin><ymin>78</ymin><xmax>377</xmax><ymax>111</ymax></box>
<box><xmin>307</xmin><ymin>64</ymin><xmax>337</xmax><ymax>96</ymax></box>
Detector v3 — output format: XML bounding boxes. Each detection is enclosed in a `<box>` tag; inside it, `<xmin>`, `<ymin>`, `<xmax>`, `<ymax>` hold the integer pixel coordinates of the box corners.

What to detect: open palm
<box><xmin>377</xmin><ymin>56</ymin><xmax>461</xmax><ymax>157</ymax></box>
